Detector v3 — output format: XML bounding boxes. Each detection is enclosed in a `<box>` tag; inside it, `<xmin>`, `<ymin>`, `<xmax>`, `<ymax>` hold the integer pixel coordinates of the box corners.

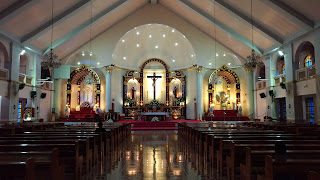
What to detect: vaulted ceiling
<box><xmin>0</xmin><ymin>0</ymin><xmax>319</xmax><ymax>60</ymax></box>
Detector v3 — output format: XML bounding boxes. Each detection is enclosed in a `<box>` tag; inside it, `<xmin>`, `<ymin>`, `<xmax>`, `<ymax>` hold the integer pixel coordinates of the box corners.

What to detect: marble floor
<box><xmin>83</xmin><ymin>130</ymin><xmax>216</xmax><ymax>180</ymax></box>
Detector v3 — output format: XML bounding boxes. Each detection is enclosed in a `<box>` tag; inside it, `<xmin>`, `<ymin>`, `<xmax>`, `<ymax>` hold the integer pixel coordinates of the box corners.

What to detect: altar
<box><xmin>140</xmin><ymin>112</ymin><xmax>169</xmax><ymax>121</ymax></box>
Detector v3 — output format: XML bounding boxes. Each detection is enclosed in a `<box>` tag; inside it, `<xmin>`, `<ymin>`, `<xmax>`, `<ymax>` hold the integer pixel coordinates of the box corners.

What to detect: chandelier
<box><xmin>83</xmin><ymin>73</ymin><xmax>96</xmax><ymax>85</ymax></box>
<box><xmin>243</xmin><ymin>0</ymin><xmax>262</xmax><ymax>72</ymax></box>
<box><xmin>41</xmin><ymin>0</ymin><xmax>60</xmax><ymax>70</ymax></box>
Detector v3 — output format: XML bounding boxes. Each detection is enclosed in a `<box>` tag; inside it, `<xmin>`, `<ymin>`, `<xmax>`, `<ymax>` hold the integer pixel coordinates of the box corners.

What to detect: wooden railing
<box><xmin>19</xmin><ymin>73</ymin><xmax>33</xmax><ymax>85</ymax></box>
<box><xmin>296</xmin><ymin>65</ymin><xmax>316</xmax><ymax>81</ymax></box>
<box><xmin>256</xmin><ymin>80</ymin><xmax>266</xmax><ymax>90</ymax></box>
<box><xmin>0</xmin><ymin>68</ymin><xmax>8</xmax><ymax>80</ymax></box>
<box><xmin>274</xmin><ymin>74</ymin><xmax>285</xmax><ymax>85</ymax></box>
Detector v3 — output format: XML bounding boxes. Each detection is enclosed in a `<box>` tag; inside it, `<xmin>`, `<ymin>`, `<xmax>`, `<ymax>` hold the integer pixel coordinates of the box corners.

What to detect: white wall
<box><xmin>256</xmin><ymin>89</ymin><xmax>267</xmax><ymax>121</ymax></box>
<box><xmin>39</xmin><ymin>89</ymin><xmax>51</xmax><ymax>121</ymax></box>
<box><xmin>296</xmin><ymin>79</ymin><xmax>316</xmax><ymax>96</ymax></box>
<box><xmin>185</xmin><ymin>70</ymin><xmax>197</xmax><ymax>119</ymax></box>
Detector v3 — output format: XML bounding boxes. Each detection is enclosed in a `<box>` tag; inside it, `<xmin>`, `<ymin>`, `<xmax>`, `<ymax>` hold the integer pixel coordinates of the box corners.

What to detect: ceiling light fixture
<box><xmin>122</xmin><ymin>39</ymin><xmax>125</xmax><ymax>42</ymax></box>
<box><xmin>136</xmin><ymin>32</ymin><xmax>140</xmax><ymax>35</ymax></box>
<box><xmin>155</xmin><ymin>45</ymin><xmax>158</xmax><ymax>49</ymax></box>
<box><xmin>175</xmin><ymin>42</ymin><xmax>178</xmax><ymax>46</ymax></box>
<box><xmin>163</xmin><ymin>34</ymin><xmax>166</xmax><ymax>37</ymax></box>
<box><xmin>278</xmin><ymin>51</ymin><xmax>284</xmax><ymax>56</ymax></box>
<box><xmin>136</xmin><ymin>44</ymin><xmax>140</xmax><ymax>47</ymax></box>
<box><xmin>20</xmin><ymin>50</ymin><xmax>25</xmax><ymax>55</ymax></box>
<box><xmin>172</xmin><ymin>29</ymin><xmax>175</xmax><ymax>32</ymax></box>
<box><xmin>41</xmin><ymin>0</ymin><xmax>61</xmax><ymax>70</ymax></box>
<box><xmin>149</xmin><ymin>35</ymin><xmax>152</xmax><ymax>38</ymax></box>
<box><xmin>123</xmin><ymin>57</ymin><xmax>127</xmax><ymax>60</ymax></box>
<box><xmin>82</xmin><ymin>51</ymin><xmax>85</xmax><ymax>56</ymax></box>
<box><xmin>243</xmin><ymin>0</ymin><xmax>262</xmax><ymax>72</ymax></box>
<box><xmin>172</xmin><ymin>59</ymin><xmax>175</xmax><ymax>62</ymax></box>
<box><xmin>77</xmin><ymin>62</ymin><xmax>80</xmax><ymax>65</ymax></box>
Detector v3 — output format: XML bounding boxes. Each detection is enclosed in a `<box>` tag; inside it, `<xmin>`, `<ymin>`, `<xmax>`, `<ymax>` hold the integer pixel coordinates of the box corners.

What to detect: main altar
<box><xmin>123</xmin><ymin>59</ymin><xmax>186</xmax><ymax>120</ymax></box>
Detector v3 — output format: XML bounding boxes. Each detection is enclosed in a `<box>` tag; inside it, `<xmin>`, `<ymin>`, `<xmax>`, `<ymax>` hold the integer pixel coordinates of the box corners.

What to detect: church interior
<box><xmin>0</xmin><ymin>0</ymin><xmax>320</xmax><ymax>179</ymax></box>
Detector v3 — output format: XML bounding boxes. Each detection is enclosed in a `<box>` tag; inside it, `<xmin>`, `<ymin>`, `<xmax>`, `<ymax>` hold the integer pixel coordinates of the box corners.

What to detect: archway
<box><xmin>208</xmin><ymin>65</ymin><xmax>241</xmax><ymax>110</ymax></box>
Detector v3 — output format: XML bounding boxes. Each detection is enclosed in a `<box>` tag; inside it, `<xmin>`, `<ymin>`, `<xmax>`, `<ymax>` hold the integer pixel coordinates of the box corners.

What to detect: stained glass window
<box><xmin>304</xmin><ymin>55</ymin><xmax>312</xmax><ymax>67</ymax></box>
<box><xmin>281</xmin><ymin>64</ymin><xmax>285</xmax><ymax>74</ymax></box>
<box><xmin>306</xmin><ymin>97</ymin><xmax>314</xmax><ymax>123</ymax></box>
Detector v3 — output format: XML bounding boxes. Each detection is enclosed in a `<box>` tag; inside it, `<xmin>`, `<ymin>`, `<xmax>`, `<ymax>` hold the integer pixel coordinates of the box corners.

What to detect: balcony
<box><xmin>274</xmin><ymin>74</ymin><xmax>285</xmax><ymax>85</ymax></box>
<box><xmin>256</xmin><ymin>80</ymin><xmax>267</xmax><ymax>90</ymax></box>
<box><xmin>296</xmin><ymin>65</ymin><xmax>315</xmax><ymax>81</ymax></box>
<box><xmin>19</xmin><ymin>73</ymin><xmax>33</xmax><ymax>85</ymax></box>
<box><xmin>0</xmin><ymin>68</ymin><xmax>8</xmax><ymax>80</ymax></box>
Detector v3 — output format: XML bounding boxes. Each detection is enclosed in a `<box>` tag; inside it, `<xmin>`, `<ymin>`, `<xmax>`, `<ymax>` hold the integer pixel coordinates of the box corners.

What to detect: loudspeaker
<box><xmin>260</xmin><ymin>93</ymin><xmax>266</xmax><ymax>98</ymax></box>
<box><xmin>280</xmin><ymin>82</ymin><xmax>286</xmax><ymax>89</ymax></box>
<box><xmin>19</xmin><ymin>83</ymin><xmax>25</xmax><ymax>90</ymax></box>
<box><xmin>269</xmin><ymin>90</ymin><xmax>274</xmax><ymax>97</ymax></box>
<box><xmin>40</xmin><ymin>93</ymin><xmax>46</xmax><ymax>99</ymax></box>
<box><xmin>31</xmin><ymin>91</ymin><xmax>37</xmax><ymax>99</ymax></box>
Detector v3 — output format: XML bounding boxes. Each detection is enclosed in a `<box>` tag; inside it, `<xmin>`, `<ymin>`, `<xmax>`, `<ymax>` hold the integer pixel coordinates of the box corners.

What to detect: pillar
<box><xmin>246</xmin><ymin>70</ymin><xmax>254</xmax><ymax>119</ymax></box>
<box><xmin>53</xmin><ymin>78</ymin><xmax>62</xmax><ymax>121</ymax></box>
<box><xmin>284</xmin><ymin>44</ymin><xmax>303</xmax><ymax>122</ymax></box>
<box><xmin>314</xmin><ymin>29</ymin><xmax>320</xmax><ymax>124</ymax></box>
<box><xmin>105</xmin><ymin>66</ymin><xmax>113</xmax><ymax>112</ymax></box>
<box><xmin>265</xmin><ymin>54</ymin><xmax>277</xmax><ymax>118</ymax></box>
<box><xmin>8</xmin><ymin>43</ymin><xmax>21</xmax><ymax>121</ymax></box>
<box><xmin>196</xmin><ymin>66</ymin><xmax>203</xmax><ymax>120</ymax></box>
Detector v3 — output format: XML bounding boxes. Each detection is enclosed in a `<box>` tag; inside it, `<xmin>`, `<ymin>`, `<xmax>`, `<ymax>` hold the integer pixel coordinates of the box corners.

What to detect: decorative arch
<box><xmin>0</xmin><ymin>41</ymin><xmax>9</xmax><ymax>63</ymax></box>
<box><xmin>209</xmin><ymin>65</ymin><xmax>240</xmax><ymax>84</ymax></box>
<box><xmin>69</xmin><ymin>65</ymin><xmax>100</xmax><ymax>85</ymax></box>
<box><xmin>295</xmin><ymin>41</ymin><xmax>315</xmax><ymax>65</ymax></box>
<box><xmin>139</xmin><ymin>58</ymin><xmax>170</xmax><ymax>104</ymax></box>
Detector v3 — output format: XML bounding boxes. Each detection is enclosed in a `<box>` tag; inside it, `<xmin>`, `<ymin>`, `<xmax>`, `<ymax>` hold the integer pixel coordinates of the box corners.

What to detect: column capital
<box><xmin>194</xmin><ymin>65</ymin><xmax>203</xmax><ymax>73</ymax></box>
<box><xmin>104</xmin><ymin>65</ymin><xmax>114</xmax><ymax>73</ymax></box>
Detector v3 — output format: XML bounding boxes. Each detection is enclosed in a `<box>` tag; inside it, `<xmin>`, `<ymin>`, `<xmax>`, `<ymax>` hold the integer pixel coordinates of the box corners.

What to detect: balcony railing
<box><xmin>256</xmin><ymin>80</ymin><xmax>267</xmax><ymax>90</ymax></box>
<box><xmin>19</xmin><ymin>73</ymin><xmax>33</xmax><ymax>85</ymax></box>
<box><xmin>274</xmin><ymin>74</ymin><xmax>285</xmax><ymax>85</ymax></box>
<box><xmin>0</xmin><ymin>68</ymin><xmax>8</xmax><ymax>80</ymax></box>
<box><xmin>296</xmin><ymin>65</ymin><xmax>316</xmax><ymax>81</ymax></box>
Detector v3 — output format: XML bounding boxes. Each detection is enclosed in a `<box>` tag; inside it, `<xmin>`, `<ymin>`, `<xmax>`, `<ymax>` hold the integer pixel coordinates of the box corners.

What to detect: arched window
<box><xmin>282</xmin><ymin>64</ymin><xmax>285</xmax><ymax>74</ymax></box>
<box><xmin>304</xmin><ymin>55</ymin><xmax>312</xmax><ymax>67</ymax></box>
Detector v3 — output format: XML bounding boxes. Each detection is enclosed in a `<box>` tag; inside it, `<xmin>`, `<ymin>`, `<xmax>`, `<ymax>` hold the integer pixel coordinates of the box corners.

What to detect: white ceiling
<box><xmin>0</xmin><ymin>0</ymin><xmax>319</xmax><ymax>61</ymax></box>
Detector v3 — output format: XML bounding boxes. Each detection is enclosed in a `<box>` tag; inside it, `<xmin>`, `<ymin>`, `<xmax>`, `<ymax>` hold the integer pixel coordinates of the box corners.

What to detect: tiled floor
<box><xmin>83</xmin><ymin>130</ymin><xmax>215</xmax><ymax>180</ymax></box>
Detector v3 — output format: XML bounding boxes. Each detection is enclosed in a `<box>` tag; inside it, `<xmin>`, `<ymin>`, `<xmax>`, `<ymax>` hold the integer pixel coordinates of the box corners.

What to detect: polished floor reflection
<box><xmin>83</xmin><ymin>130</ymin><xmax>214</xmax><ymax>180</ymax></box>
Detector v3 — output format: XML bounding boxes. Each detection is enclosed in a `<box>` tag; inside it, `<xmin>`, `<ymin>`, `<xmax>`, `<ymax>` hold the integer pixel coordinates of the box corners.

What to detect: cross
<box><xmin>147</xmin><ymin>72</ymin><xmax>162</xmax><ymax>100</ymax></box>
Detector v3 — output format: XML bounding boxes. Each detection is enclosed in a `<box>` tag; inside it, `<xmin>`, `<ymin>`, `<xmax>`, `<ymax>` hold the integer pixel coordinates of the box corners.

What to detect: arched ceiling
<box><xmin>0</xmin><ymin>0</ymin><xmax>319</xmax><ymax>61</ymax></box>
<box><xmin>112</xmin><ymin>24</ymin><xmax>196</xmax><ymax>70</ymax></box>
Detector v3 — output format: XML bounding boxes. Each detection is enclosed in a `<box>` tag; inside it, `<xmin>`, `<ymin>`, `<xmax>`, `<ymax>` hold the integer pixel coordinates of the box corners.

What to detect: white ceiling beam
<box><xmin>261</xmin><ymin>0</ymin><xmax>314</xmax><ymax>29</ymax></box>
<box><xmin>21</xmin><ymin>0</ymin><xmax>92</xmax><ymax>44</ymax></box>
<box><xmin>215</xmin><ymin>0</ymin><xmax>283</xmax><ymax>44</ymax></box>
<box><xmin>0</xmin><ymin>0</ymin><xmax>41</xmax><ymax>26</ymax></box>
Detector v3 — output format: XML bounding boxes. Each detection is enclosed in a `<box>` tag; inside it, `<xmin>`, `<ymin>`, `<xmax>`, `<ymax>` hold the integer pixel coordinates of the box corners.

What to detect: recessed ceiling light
<box><xmin>136</xmin><ymin>44</ymin><xmax>140</xmax><ymax>47</ymax></box>
<box><xmin>148</xmin><ymin>24</ymin><xmax>151</xmax><ymax>25</ymax></box>
<box><xmin>77</xmin><ymin>62</ymin><xmax>80</xmax><ymax>65</ymax></box>
<box><xmin>97</xmin><ymin>62</ymin><xmax>100</xmax><ymax>65</ymax></box>
<box><xmin>223</xmin><ymin>53</ymin><xmax>226</xmax><ymax>56</ymax></box>
<box><xmin>216</xmin><ymin>53</ymin><xmax>219</xmax><ymax>56</ymax></box>
<box><xmin>183</xmin><ymin>35</ymin><xmax>186</xmax><ymax>38</ymax></box>
<box><xmin>136</xmin><ymin>32</ymin><xmax>140</xmax><ymax>35</ymax></box>
<box><xmin>191</xmin><ymin>55</ymin><xmax>194</xmax><ymax>57</ymax></box>
<box><xmin>278</xmin><ymin>51</ymin><xmax>284</xmax><ymax>56</ymax></box>
<box><xmin>122</xmin><ymin>39</ymin><xmax>125</xmax><ymax>42</ymax></box>
<box><xmin>228</xmin><ymin>63</ymin><xmax>231</xmax><ymax>65</ymax></box>
<box><xmin>175</xmin><ymin>42</ymin><xmax>178</xmax><ymax>46</ymax></box>
<box><xmin>90</xmin><ymin>52</ymin><xmax>92</xmax><ymax>56</ymax></box>
<box><xmin>134</xmin><ymin>27</ymin><xmax>137</xmax><ymax>29</ymax></box>
<box><xmin>163</xmin><ymin>34</ymin><xmax>166</xmax><ymax>37</ymax></box>
<box><xmin>20</xmin><ymin>50</ymin><xmax>25</xmax><ymax>55</ymax></box>
<box><xmin>149</xmin><ymin>35</ymin><xmax>152</xmax><ymax>38</ymax></box>
<box><xmin>155</xmin><ymin>45</ymin><xmax>159</xmax><ymax>49</ymax></box>
<box><xmin>82</xmin><ymin>51</ymin><xmax>85</xmax><ymax>56</ymax></box>
<box><xmin>172</xmin><ymin>29</ymin><xmax>175</xmax><ymax>32</ymax></box>
<box><xmin>123</xmin><ymin>57</ymin><xmax>126</xmax><ymax>60</ymax></box>
<box><xmin>172</xmin><ymin>59</ymin><xmax>175</xmax><ymax>62</ymax></box>
<box><xmin>209</xmin><ymin>63</ymin><xmax>212</xmax><ymax>65</ymax></box>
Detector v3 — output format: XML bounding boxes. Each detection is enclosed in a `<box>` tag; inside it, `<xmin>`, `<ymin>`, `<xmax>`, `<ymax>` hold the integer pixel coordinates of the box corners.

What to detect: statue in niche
<box><xmin>131</xmin><ymin>87</ymin><xmax>136</xmax><ymax>99</ymax></box>
<box><xmin>173</xmin><ymin>86</ymin><xmax>178</xmax><ymax>99</ymax></box>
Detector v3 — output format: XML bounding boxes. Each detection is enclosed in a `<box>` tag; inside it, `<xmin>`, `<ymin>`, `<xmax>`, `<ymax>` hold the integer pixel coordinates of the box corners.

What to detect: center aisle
<box><xmin>83</xmin><ymin>130</ymin><xmax>211</xmax><ymax>180</ymax></box>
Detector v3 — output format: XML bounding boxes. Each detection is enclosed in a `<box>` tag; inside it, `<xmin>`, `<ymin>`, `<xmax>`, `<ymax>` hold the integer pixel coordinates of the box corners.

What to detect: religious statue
<box><xmin>131</xmin><ymin>87</ymin><xmax>136</xmax><ymax>99</ymax></box>
<box><xmin>173</xmin><ymin>86</ymin><xmax>178</xmax><ymax>98</ymax></box>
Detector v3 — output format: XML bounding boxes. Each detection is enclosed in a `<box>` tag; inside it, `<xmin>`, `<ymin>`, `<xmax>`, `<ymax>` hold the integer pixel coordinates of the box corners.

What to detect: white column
<box><xmin>52</xmin><ymin>77</ymin><xmax>61</xmax><ymax>121</ymax></box>
<box><xmin>246</xmin><ymin>71</ymin><xmax>254</xmax><ymax>119</ymax></box>
<box><xmin>8</xmin><ymin>43</ymin><xmax>21</xmax><ymax>121</ymax></box>
<box><xmin>196</xmin><ymin>66</ymin><xmax>203</xmax><ymax>120</ymax></box>
<box><xmin>314</xmin><ymin>29</ymin><xmax>320</xmax><ymax>124</ymax></box>
<box><xmin>266</xmin><ymin>54</ymin><xmax>277</xmax><ymax>118</ymax></box>
<box><xmin>105</xmin><ymin>66</ymin><xmax>113</xmax><ymax>112</ymax></box>
<box><xmin>284</xmin><ymin>44</ymin><xmax>303</xmax><ymax>122</ymax></box>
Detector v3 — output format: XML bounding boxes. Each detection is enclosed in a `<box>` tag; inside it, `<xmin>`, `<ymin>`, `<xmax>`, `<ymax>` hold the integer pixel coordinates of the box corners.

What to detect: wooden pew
<box><xmin>0</xmin><ymin>148</ymin><xmax>64</xmax><ymax>180</ymax></box>
<box><xmin>308</xmin><ymin>171</ymin><xmax>320</xmax><ymax>180</ymax></box>
<box><xmin>0</xmin><ymin>158</ymin><xmax>35</xmax><ymax>180</ymax></box>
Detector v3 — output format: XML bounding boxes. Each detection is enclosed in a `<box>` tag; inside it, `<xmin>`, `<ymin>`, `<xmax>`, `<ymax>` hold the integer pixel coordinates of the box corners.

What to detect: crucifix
<box><xmin>147</xmin><ymin>72</ymin><xmax>162</xmax><ymax>100</ymax></box>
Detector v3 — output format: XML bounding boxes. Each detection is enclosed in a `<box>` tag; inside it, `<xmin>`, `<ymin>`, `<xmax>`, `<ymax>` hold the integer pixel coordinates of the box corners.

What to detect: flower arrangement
<box><xmin>149</xmin><ymin>99</ymin><xmax>161</xmax><ymax>108</ymax></box>
<box><xmin>80</xmin><ymin>102</ymin><xmax>91</xmax><ymax>108</ymax></box>
<box><xmin>151</xmin><ymin>117</ymin><xmax>159</xmax><ymax>122</ymax></box>
<box><xmin>124</xmin><ymin>98</ymin><xmax>133</xmax><ymax>106</ymax></box>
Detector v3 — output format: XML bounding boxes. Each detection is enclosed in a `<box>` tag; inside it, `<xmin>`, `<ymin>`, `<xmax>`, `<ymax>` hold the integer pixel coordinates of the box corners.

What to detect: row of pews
<box><xmin>0</xmin><ymin>122</ymin><xmax>131</xmax><ymax>180</ymax></box>
<box><xmin>178</xmin><ymin>121</ymin><xmax>320</xmax><ymax>180</ymax></box>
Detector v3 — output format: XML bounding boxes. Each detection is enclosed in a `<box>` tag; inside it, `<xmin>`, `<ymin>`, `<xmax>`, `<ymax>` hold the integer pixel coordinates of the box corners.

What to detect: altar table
<box><xmin>140</xmin><ymin>112</ymin><xmax>169</xmax><ymax>121</ymax></box>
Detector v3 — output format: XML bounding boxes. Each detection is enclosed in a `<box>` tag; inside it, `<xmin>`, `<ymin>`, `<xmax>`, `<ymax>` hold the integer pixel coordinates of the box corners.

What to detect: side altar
<box><xmin>122</xmin><ymin>59</ymin><xmax>186</xmax><ymax>120</ymax></box>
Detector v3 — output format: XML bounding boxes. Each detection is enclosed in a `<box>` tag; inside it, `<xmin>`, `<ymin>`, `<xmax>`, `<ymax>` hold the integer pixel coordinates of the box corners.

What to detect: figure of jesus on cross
<box><xmin>147</xmin><ymin>72</ymin><xmax>162</xmax><ymax>100</ymax></box>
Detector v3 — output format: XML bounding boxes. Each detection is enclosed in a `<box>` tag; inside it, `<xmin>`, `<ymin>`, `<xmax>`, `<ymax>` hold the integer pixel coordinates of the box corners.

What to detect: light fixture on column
<box><xmin>83</xmin><ymin>0</ymin><xmax>96</xmax><ymax>86</ymax></box>
<box><xmin>41</xmin><ymin>0</ymin><xmax>61</xmax><ymax>70</ymax></box>
<box><xmin>243</xmin><ymin>0</ymin><xmax>263</xmax><ymax>72</ymax></box>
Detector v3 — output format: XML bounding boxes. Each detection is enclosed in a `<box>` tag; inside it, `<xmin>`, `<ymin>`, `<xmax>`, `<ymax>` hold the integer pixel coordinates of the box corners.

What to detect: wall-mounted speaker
<box><xmin>280</xmin><ymin>82</ymin><xmax>286</xmax><ymax>89</ymax></box>
<box><xmin>269</xmin><ymin>90</ymin><xmax>274</xmax><ymax>97</ymax></box>
<box><xmin>31</xmin><ymin>91</ymin><xmax>37</xmax><ymax>99</ymax></box>
<box><xmin>19</xmin><ymin>83</ymin><xmax>25</xmax><ymax>90</ymax></box>
<box><xmin>40</xmin><ymin>93</ymin><xmax>46</xmax><ymax>99</ymax></box>
<box><xmin>260</xmin><ymin>93</ymin><xmax>266</xmax><ymax>98</ymax></box>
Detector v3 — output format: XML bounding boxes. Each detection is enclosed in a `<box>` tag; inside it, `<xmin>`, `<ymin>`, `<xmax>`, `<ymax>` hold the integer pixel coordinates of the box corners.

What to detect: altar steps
<box><xmin>131</xmin><ymin>121</ymin><xmax>177</xmax><ymax>130</ymax></box>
